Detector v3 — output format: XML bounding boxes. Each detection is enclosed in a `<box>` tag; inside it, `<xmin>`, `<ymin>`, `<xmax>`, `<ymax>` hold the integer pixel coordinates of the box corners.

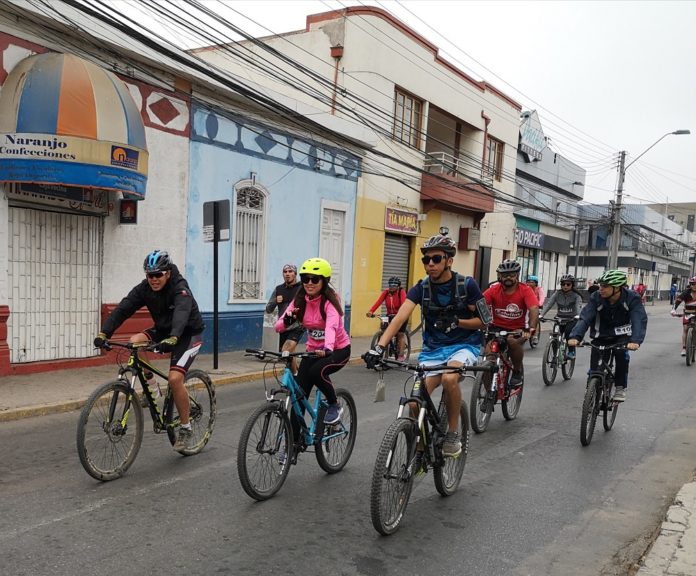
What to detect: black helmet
<box><xmin>143</xmin><ymin>250</ymin><xmax>172</xmax><ymax>273</ymax></box>
<box><xmin>420</xmin><ymin>234</ymin><xmax>456</xmax><ymax>256</ymax></box>
<box><xmin>496</xmin><ymin>259</ymin><xmax>521</xmax><ymax>274</ymax></box>
<box><xmin>560</xmin><ymin>274</ymin><xmax>575</xmax><ymax>285</ymax></box>
<box><xmin>388</xmin><ymin>276</ymin><xmax>401</xmax><ymax>288</ymax></box>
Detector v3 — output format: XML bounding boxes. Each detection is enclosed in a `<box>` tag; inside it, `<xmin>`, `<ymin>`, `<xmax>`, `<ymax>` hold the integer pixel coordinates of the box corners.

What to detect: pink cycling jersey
<box><xmin>276</xmin><ymin>295</ymin><xmax>351</xmax><ymax>352</ymax></box>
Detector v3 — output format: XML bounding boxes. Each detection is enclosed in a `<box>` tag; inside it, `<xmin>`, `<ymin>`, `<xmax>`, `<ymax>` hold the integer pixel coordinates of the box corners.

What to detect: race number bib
<box><xmin>309</xmin><ymin>329</ymin><xmax>325</xmax><ymax>340</ymax></box>
<box><xmin>614</xmin><ymin>324</ymin><xmax>632</xmax><ymax>336</ymax></box>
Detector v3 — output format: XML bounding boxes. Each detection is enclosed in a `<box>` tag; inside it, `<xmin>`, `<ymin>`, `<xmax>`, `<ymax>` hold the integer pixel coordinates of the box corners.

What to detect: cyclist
<box><xmin>671</xmin><ymin>276</ymin><xmax>696</xmax><ymax>357</ymax></box>
<box><xmin>568</xmin><ymin>269</ymin><xmax>647</xmax><ymax>402</ymax></box>
<box><xmin>366</xmin><ymin>276</ymin><xmax>408</xmax><ymax>361</ymax></box>
<box><xmin>525</xmin><ymin>274</ymin><xmax>544</xmax><ymax>345</ymax></box>
<box><xmin>365</xmin><ymin>234</ymin><xmax>488</xmax><ymax>458</ymax></box>
<box><xmin>539</xmin><ymin>274</ymin><xmax>583</xmax><ymax>359</ymax></box>
<box><xmin>484</xmin><ymin>259</ymin><xmax>539</xmax><ymax>387</ymax></box>
<box><xmin>266</xmin><ymin>264</ymin><xmax>303</xmax><ymax>372</ymax></box>
<box><xmin>275</xmin><ymin>257</ymin><xmax>350</xmax><ymax>425</ymax></box>
<box><xmin>94</xmin><ymin>250</ymin><xmax>205</xmax><ymax>453</ymax></box>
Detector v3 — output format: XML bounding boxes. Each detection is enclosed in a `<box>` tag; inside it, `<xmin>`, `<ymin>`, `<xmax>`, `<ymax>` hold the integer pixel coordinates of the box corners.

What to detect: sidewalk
<box><xmin>2</xmin><ymin>300</ymin><xmax>693</xmax><ymax>575</ymax></box>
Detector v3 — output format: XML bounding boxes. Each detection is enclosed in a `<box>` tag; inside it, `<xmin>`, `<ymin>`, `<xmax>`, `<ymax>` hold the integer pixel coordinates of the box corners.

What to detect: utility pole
<box><xmin>607</xmin><ymin>151</ymin><xmax>626</xmax><ymax>269</ymax></box>
<box><xmin>574</xmin><ymin>222</ymin><xmax>580</xmax><ymax>279</ymax></box>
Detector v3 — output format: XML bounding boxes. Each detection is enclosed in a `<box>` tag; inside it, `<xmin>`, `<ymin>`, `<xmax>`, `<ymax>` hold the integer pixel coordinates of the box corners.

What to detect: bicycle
<box><xmin>76</xmin><ymin>340</ymin><xmax>216</xmax><ymax>481</ymax></box>
<box><xmin>675</xmin><ymin>313</ymin><xmax>696</xmax><ymax>366</ymax></box>
<box><xmin>367</xmin><ymin>355</ymin><xmax>494</xmax><ymax>535</ymax></box>
<box><xmin>579</xmin><ymin>340</ymin><xmax>626</xmax><ymax>446</ymax></box>
<box><xmin>526</xmin><ymin>313</ymin><xmax>541</xmax><ymax>349</ymax></box>
<box><xmin>540</xmin><ymin>317</ymin><xmax>576</xmax><ymax>386</ymax></box>
<box><xmin>470</xmin><ymin>328</ymin><xmax>524</xmax><ymax>434</ymax></box>
<box><xmin>369</xmin><ymin>314</ymin><xmax>411</xmax><ymax>360</ymax></box>
<box><xmin>238</xmin><ymin>349</ymin><xmax>357</xmax><ymax>501</ymax></box>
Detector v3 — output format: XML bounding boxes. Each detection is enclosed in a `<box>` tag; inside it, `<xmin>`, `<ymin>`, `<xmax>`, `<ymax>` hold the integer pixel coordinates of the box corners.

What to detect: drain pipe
<box><xmin>481</xmin><ymin>111</ymin><xmax>491</xmax><ymax>176</ymax></box>
<box><xmin>330</xmin><ymin>45</ymin><xmax>343</xmax><ymax>115</ymax></box>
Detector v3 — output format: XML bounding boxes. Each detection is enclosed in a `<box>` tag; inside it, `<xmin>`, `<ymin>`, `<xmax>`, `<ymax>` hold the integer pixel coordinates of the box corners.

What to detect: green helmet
<box><xmin>597</xmin><ymin>269</ymin><xmax>627</xmax><ymax>287</ymax></box>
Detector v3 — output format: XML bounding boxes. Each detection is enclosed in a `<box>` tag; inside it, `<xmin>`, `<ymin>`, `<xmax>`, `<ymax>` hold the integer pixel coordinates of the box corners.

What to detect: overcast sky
<box><xmin>200</xmin><ymin>0</ymin><xmax>695</xmax><ymax>209</ymax></box>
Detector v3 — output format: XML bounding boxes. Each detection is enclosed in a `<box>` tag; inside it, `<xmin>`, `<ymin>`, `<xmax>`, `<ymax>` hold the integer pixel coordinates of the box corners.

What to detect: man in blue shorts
<box><xmin>365</xmin><ymin>233</ymin><xmax>488</xmax><ymax>457</ymax></box>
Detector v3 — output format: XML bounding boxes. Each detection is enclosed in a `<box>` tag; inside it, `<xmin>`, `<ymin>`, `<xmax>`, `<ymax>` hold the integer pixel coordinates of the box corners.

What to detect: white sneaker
<box><xmin>681</xmin><ymin>348</ymin><xmax>687</xmax><ymax>357</ymax></box>
<box><xmin>613</xmin><ymin>387</ymin><xmax>626</xmax><ymax>402</ymax></box>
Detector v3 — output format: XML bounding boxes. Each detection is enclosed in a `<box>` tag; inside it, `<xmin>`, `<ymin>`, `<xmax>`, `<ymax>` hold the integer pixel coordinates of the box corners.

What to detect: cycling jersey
<box><xmin>483</xmin><ymin>282</ymin><xmax>538</xmax><ymax>331</ymax></box>
<box><xmin>369</xmin><ymin>288</ymin><xmax>407</xmax><ymax>316</ymax></box>
<box><xmin>674</xmin><ymin>289</ymin><xmax>696</xmax><ymax>314</ymax></box>
<box><xmin>540</xmin><ymin>289</ymin><xmax>583</xmax><ymax>319</ymax></box>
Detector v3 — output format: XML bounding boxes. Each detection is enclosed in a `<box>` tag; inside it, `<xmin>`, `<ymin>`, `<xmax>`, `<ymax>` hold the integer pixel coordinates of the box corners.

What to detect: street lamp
<box><xmin>607</xmin><ymin>129</ymin><xmax>690</xmax><ymax>268</ymax></box>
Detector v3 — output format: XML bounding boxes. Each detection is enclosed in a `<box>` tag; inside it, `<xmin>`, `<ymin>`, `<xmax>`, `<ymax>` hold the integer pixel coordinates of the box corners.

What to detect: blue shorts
<box><xmin>418</xmin><ymin>343</ymin><xmax>479</xmax><ymax>375</ymax></box>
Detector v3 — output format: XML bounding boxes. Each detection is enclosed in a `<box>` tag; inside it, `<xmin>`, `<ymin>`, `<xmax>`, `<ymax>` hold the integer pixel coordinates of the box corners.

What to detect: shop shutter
<box><xmin>381</xmin><ymin>234</ymin><xmax>410</xmax><ymax>289</ymax></box>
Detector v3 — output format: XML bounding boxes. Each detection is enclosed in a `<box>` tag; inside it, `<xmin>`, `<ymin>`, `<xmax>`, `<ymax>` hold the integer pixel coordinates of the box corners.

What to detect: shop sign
<box><xmin>519</xmin><ymin>111</ymin><xmax>545</xmax><ymax>161</ymax></box>
<box><xmin>515</xmin><ymin>228</ymin><xmax>545</xmax><ymax>249</ymax></box>
<box><xmin>385</xmin><ymin>206</ymin><xmax>418</xmax><ymax>235</ymax></box>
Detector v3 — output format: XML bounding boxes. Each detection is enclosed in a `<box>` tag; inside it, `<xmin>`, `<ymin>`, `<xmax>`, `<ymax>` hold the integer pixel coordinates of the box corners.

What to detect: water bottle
<box><xmin>145</xmin><ymin>371</ymin><xmax>161</xmax><ymax>398</ymax></box>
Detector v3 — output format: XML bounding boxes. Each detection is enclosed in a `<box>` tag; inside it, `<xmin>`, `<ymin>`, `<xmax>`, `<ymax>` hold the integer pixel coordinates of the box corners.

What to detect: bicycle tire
<box><xmin>433</xmin><ymin>397</ymin><xmax>469</xmax><ymax>496</ymax></box>
<box><xmin>402</xmin><ymin>331</ymin><xmax>412</xmax><ymax>360</ymax></box>
<box><xmin>603</xmin><ymin>388</ymin><xmax>619</xmax><ymax>431</ymax></box>
<box><xmin>691</xmin><ymin>328</ymin><xmax>696</xmax><ymax>365</ymax></box>
<box><xmin>470</xmin><ymin>371</ymin><xmax>492</xmax><ymax>434</ymax></box>
<box><xmin>315</xmin><ymin>388</ymin><xmax>357</xmax><ymax>473</ymax></box>
<box><xmin>580</xmin><ymin>377</ymin><xmax>600</xmax><ymax>446</ymax></box>
<box><xmin>370</xmin><ymin>418</ymin><xmax>417</xmax><ymax>535</ymax></box>
<box><xmin>237</xmin><ymin>403</ymin><xmax>292</xmax><ymax>501</ymax></box>
<box><xmin>370</xmin><ymin>330</ymin><xmax>384</xmax><ymax>352</ymax></box>
<box><xmin>77</xmin><ymin>380</ymin><xmax>144</xmax><ymax>481</ymax></box>
<box><xmin>542</xmin><ymin>339</ymin><xmax>558</xmax><ymax>386</ymax></box>
<box><xmin>501</xmin><ymin>381</ymin><xmax>523</xmax><ymax>420</ymax></box>
<box><xmin>165</xmin><ymin>369</ymin><xmax>216</xmax><ymax>455</ymax></box>
<box><xmin>687</xmin><ymin>327</ymin><xmax>694</xmax><ymax>367</ymax></box>
<box><xmin>561</xmin><ymin>343</ymin><xmax>575</xmax><ymax>381</ymax></box>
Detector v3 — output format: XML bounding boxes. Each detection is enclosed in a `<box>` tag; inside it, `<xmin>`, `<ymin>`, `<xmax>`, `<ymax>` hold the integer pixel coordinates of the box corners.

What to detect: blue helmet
<box><xmin>143</xmin><ymin>250</ymin><xmax>172</xmax><ymax>273</ymax></box>
<box><xmin>527</xmin><ymin>275</ymin><xmax>539</xmax><ymax>283</ymax></box>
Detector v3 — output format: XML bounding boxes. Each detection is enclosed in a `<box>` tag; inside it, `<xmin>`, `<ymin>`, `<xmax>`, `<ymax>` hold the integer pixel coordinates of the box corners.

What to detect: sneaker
<box><xmin>442</xmin><ymin>431</ymin><xmax>462</xmax><ymax>457</ymax></box>
<box><xmin>566</xmin><ymin>349</ymin><xmax>576</xmax><ymax>360</ymax></box>
<box><xmin>173</xmin><ymin>427</ymin><xmax>193</xmax><ymax>453</ymax></box>
<box><xmin>613</xmin><ymin>387</ymin><xmax>627</xmax><ymax>402</ymax></box>
<box><xmin>324</xmin><ymin>403</ymin><xmax>343</xmax><ymax>424</ymax></box>
<box><xmin>681</xmin><ymin>348</ymin><xmax>687</xmax><ymax>357</ymax></box>
<box><xmin>412</xmin><ymin>451</ymin><xmax>425</xmax><ymax>475</ymax></box>
<box><xmin>397</xmin><ymin>354</ymin><xmax>407</xmax><ymax>362</ymax></box>
<box><xmin>510</xmin><ymin>371</ymin><xmax>524</xmax><ymax>387</ymax></box>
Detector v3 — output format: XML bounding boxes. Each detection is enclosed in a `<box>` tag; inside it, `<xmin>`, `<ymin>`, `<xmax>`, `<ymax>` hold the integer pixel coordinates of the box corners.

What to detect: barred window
<box><xmin>232</xmin><ymin>186</ymin><xmax>266</xmax><ymax>300</ymax></box>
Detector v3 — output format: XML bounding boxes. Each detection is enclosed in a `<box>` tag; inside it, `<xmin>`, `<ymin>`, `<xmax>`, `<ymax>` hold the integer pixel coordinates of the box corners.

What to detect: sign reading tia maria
<box><xmin>385</xmin><ymin>206</ymin><xmax>418</xmax><ymax>235</ymax></box>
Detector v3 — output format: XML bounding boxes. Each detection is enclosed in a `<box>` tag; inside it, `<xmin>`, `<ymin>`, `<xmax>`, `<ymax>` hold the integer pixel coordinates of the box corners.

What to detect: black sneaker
<box><xmin>510</xmin><ymin>371</ymin><xmax>523</xmax><ymax>387</ymax></box>
<box><xmin>173</xmin><ymin>427</ymin><xmax>193</xmax><ymax>453</ymax></box>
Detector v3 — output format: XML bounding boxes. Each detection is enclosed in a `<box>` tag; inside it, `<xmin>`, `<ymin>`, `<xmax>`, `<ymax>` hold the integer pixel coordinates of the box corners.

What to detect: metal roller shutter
<box><xmin>381</xmin><ymin>234</ymin><xmax>411</xmax><ymax>289</ymax></box>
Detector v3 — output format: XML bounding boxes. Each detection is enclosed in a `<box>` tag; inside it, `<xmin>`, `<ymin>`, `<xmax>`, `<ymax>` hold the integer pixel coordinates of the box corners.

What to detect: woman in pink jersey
<box><xmin>276</xmin><ymin>257</ymin><xmax>351</xmax><ymax>424</ymax></box>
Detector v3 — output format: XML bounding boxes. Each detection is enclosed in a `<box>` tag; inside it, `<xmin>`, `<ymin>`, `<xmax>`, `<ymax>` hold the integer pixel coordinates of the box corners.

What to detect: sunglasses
<box><xmin>690</xmin><ymin>282</ymin><xmax>696</xmax><ymax>286</ymax></box>
<box><xmin>561</xmin><ymin>282</ymin><xmax>573</xmax><ymax>287</ymax></box>
<box><xmin>301</xmin><ymin>275</ymin><xmax>322</xmax><ymax>285</ymax></box>
<box><xmin>146</xmin><ymin>271</ymin><xmax>166</xmax><ymax>279</ymax></box>
<box><xmin>499</xmin><ymin>272</ymin><xmax>518</xmax><ymax>278</ymax></box>
<box><xmin>421</xmin><ymin>254</ymin><xmax>445</xmax><ymax>265</ymax></box>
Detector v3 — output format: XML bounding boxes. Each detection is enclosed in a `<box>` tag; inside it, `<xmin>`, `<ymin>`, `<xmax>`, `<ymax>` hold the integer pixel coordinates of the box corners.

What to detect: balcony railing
<box><xmin>424</xmin><ymin>150</ymin><xmax>493</xmax><ymax>186</ymax></box>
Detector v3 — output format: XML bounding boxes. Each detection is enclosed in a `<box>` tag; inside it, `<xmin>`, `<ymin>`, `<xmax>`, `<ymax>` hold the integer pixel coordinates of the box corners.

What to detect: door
<box><xmin>319</xmin><ymin>206</ymin><xmax>345</xmax><ymax>294</ymax></box>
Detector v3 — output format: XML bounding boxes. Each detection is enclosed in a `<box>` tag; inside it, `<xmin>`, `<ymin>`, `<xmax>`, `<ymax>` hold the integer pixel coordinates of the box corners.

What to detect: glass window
<box><xmin>486</xmin><ymin>137</ymin><xmax>504</xmax><ymax>181</ymax></box>
<box><xmin>393</xmin><ymin>88</ymin><xmax>423</xmax><ymax>148</ymax></box>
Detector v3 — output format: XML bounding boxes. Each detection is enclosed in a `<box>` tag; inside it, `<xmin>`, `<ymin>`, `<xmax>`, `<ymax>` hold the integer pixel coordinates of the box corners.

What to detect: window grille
<box><xmin>233</xmin><ymin>186</ymin><xmax>265</xmax><ymax>299</ymax></box>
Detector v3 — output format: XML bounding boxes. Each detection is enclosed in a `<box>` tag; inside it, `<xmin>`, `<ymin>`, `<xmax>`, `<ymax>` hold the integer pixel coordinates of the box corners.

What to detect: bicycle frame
<box><xmin>485</xmin><ymin>331</ymin><xmax>520</xmax><ymax>402</ymax></box>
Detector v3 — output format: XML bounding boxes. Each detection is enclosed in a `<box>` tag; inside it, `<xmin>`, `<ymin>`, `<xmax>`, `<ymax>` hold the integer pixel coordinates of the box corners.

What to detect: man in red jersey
<box><xmin>483</xmin><ymin>259</ymin><xmax>539</xmax><ymax>386</ymax></box>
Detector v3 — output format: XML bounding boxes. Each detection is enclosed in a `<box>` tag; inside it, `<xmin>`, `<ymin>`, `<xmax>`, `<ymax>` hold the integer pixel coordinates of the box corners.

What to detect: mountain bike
<box><xmin>470</xmin><ymin>328</ymin><xmax>524</xmax><ymax>434</ymax></box>
<box><xmin>366</xmin><ymin>356</ymin><xmax>494</xmax><ymax>535</ymax></box>
<box><xmin>76</xmin><ymin>340</ymin><xmax>216</xmax><ymax>481</ymax></box>
<box><xmin>526</xmin><ymin>312</ymin><xmax>541</xmax><ymax>349</ymax></box>
<box><xmin>675</xmin><ymin>313</ymin><xmax>696</xmax><ymax>366</ymax></box>
<box><xmin>238</xmin><ymin>349</ymin><xmax>357</xmax><ymax>501</ymax></box>
<box><xmin>540</xmin><ymin>317</ymin><xmax>576</xmax><ymax>386</ymax></box>
<box><xmin>579</xmin><ymin>340</ymin><xmax>626</xmax><ymax>446</ymax></box>
<box><xmin>369</xmin><ymin>314</ymin><xmax>411</xmax><ymax>360</ymax></box>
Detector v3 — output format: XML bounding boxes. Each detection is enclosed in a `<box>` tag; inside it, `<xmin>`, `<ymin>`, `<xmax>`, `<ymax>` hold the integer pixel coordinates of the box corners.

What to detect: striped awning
<box><xmin>0</xmin><ymin>52</ymin><xmax>148</xmax><ymax>197</ymax></box>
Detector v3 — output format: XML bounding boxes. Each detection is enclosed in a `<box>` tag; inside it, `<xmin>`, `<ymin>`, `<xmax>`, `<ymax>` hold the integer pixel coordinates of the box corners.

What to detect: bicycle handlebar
<box><xmin>363</xmin><ymin>354</ymin><xmax>497</xmax><ymax>374</ymax></box>
<box><xmin>244</xmin><ymin>348</ymin><xmax>318</xmax><ymax>361</ymax></box>
<box><xmin>577</xmin><ymin>340</ymin><xmax>628</xmax><ymax>351</ymax></box>
<box><xmin>101</xmin><ymin>340</ymin><xmax>160</xmax><ymax>353</ymax></box>
<box><xmin>485</xmin><ymin>329</ymin><xmax>524</xmax><ymax>339</ymax></box>
<box><xmin>539</xmin><ymin>316</ymin><xmax>579</xmax><ymax>324</ymax></box>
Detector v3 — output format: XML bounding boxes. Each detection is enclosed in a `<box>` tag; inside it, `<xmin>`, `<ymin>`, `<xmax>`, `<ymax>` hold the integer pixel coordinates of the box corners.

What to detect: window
<box><xmin>485</xmin><ymin>137</ymin><xmax>504</xmax><ymax>181</ymax></box>
<box><xmin>393</xmin><ymin>88</ymin><xmax>423</xmax><ymax>148</ymax></box>
<box><xmin>232</xmin><ymin>184</ymin><xmax>267</xmax><ymax>300</ymax></box>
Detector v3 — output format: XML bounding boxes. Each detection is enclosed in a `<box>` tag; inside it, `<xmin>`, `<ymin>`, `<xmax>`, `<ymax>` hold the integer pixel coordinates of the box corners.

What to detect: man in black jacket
<box><xmin>265</xmin><ymin>264</ymin><xmax>302</xmax><ymax>372</ymax></box>
<box><xmin>94</xmin><ymin>250</ymin><xmax>205</xmax><ymax>453</ymax></box>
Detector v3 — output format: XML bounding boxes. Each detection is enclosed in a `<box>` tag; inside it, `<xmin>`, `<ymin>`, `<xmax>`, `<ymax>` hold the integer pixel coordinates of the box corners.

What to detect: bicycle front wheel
<box><xmin>502</xmin><ymin>382</ymin><xmax>523</xmax><ymax>420</ymax></box>
<box><xmin>316</xmin><ymin>388</ymin><xmax>357</xmax><ymax>473</ymax></box>
<box><xmin>470</xmin><ymin>371</ymin><xmax>493</xmax><ymax>434</ymax></box>
<box><xmin>166</xmin><ymin>369</ymin><xmax>216</xmax><ymax>455</ymax></box>
<box><xmin>370</xmin><ymin>418</ymin><xmax>417</xmax><ymax>535</ymax></box>
<box><xmin>580</xmin><ymin>378</ymin><xmax>600</xmax><ymax>446</ymax></box>
<box><xmin>237</xmin><ymin>403</ymin><xmax>292</xmax><ymax>501</ymax></box>
<box><xmin>542</xmin><ymin>339</ymin><xmax>558</xmax><ymax>386</ymax></box>
<box><xmin>370</xmin><ymin>330</ymin><xmax>384</xmax><ymax>351</ymax></box>
<box><xmin>77</xmin><ymin>380</ymin><xmax>144</xmax><ymax>481</ymax></box>
<box><xmin>686</xmin><ymin>326</ymin><xmax>694</xmax><ymax>367</ymax></box>
<box><xmin>561</xmin><ymin>343</ymin><xmax>575</xmax><ymax>380</ymax></box>
<box><xmin>603</xmin><ymin>384</ymin><xmax>619</xmax><ymax>431</ymax></box>
<box><xmin>434</xmin><ymin>397</ymin><xmax>469</xmax><ymax>496</ymax></box>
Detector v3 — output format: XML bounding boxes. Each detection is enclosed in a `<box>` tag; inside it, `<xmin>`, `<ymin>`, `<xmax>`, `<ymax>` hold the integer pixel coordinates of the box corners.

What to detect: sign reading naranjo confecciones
<box><xmin>385</xmin><ymin>206</ymin><xmax>419</xmax><ymax>235</ymax></box>
<box><xmin>515</xmin><ymin>228</ymin><xmax>545</xmax><ymax>249</ymax></box>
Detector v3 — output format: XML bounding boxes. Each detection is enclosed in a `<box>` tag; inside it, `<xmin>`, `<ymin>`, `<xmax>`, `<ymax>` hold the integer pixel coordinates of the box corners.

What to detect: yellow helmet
<box><xmin>300</xmin><ymin>257</ymin><xmax>332</xmax><ymax>278</ymax></box>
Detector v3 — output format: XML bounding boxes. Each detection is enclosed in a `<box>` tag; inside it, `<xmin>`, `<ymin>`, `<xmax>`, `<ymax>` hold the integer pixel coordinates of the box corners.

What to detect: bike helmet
<box><xmin>496</xmin><ymin>259</ymin><xmax>521</xmax><ymax>274</ymax></box>
<box><xmin>143</xmin><ymin>250</ymin><xmax>172</xmax><ymax>273</ymax></box>
<box><xmin>597</xmin><ymin>269</ymin><xmax>627</xmax><ymax>287</ymax></box>
<box><xmin>526</xmin><ymin>275</ymin><xmax>539</xmax><ymax>283</ymax></box>
<box><xmin>560</xmin><ymin>274</ymin><xmax>575</xmax><ymax>285</ymax></box>
<box><xmin>300</xmin><ymin>257</ymin><xmax>332</xmax><ymax>278</ymax></box>
<box><xmin>689</xmin><ymin>276</ymin><xmax>696</xmax><ymax>284</ymax></box>
<box><xmin>420</xmin><ymin>234</ymin><xmax>456</xmax><ymax>256</ymax></box>
<box><xmin>388</xmin><ymin>276</ymin><xmax>401</xmax><ymax>288</ymax></box>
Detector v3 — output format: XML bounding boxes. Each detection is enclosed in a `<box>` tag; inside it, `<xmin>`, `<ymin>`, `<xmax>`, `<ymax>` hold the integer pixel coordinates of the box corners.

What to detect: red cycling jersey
<box><xmin>484</xmin><ymin>282</ymin><xmax>539</xmax><ymax>330</ymax></box>
<box><xmin>369</xmin><ymin>288</ymin><xmax>406</xmax><ymax>316</ymax></box>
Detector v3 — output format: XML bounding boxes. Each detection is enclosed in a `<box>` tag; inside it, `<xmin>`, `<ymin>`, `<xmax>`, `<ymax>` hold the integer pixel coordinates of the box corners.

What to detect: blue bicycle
<box><xmin>238</xmin><ymin>349</ymin><xmax>357</xmax><ymax>500</ymax></box>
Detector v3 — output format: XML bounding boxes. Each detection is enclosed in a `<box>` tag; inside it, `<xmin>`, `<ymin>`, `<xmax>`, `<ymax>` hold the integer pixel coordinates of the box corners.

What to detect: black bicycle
<box><xmin>367</xmin><ymin>355</ymin><xmax>495</xmax><ymax>535</ymax></box>
<box><xmin>676</xmin><ymin>313</ymin><xmax>696</xmax><ymax>366</ymax></box>
<box><xmin>579</xmin><ymin>340</ymin><xmax>626</xmax><ymax>446</ymax></box>
<box><xmin>369</xmin><ymin>314</ymin><xmax>411</xmax><ymax>360</ymax></box>
<box><xmin>540</xmin><ymin>317</ymin><xmax>576</xmax><ymax>386</ymax></box>
<box><xmin>77</xmin><ymin>340</ymin><xmax>216</xmax><ymax>481</ymax></box>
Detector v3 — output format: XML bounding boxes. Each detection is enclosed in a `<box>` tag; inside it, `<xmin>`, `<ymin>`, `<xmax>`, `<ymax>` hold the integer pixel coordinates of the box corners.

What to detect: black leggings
<box><xmin>296</xmin><ymin>346</ymin><xmax>351</xmax><ymax>405</ymax></box>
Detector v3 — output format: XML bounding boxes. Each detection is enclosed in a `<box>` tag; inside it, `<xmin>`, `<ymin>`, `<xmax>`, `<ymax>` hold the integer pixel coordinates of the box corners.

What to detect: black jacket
<box><xmin>569</xmin><ymin>288</ymin><xmax>647</xmax><ymax>344</ymax></box>
<box><xmin>102</xmin><ymin>264</ymin><xmax>204</xmax><ymax>338</ymax></box>
<box><xmin>265</xmin><ymin>281</ymin><xmax>301</xmax><ymax>317</ymax></box>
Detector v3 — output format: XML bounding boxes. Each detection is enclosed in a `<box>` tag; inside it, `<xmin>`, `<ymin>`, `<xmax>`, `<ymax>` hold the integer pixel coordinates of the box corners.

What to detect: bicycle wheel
<box><xmin>370</xmin><ymin>418</ymin><xmax>417</xmax><ymax>535</ymax></box>
<box><xmin>402</xmin><ymin>331</ymin><xmax>412</xmax><ymax>360</ymax></box>
<box><xmin>315</xmin><ymin>388</ymin><xmax>357</xmax><ymax>473</ymax></box>
<box><xmin>77</xmin><ymin>380</ymin><xmax>144</xmax><ymax>481</ymax></box>
<box><xmin>542</xmin><ymin>339</ymin><xmax>558</xmax><ymax>386</ymax></box>
<box><xmin>603</xmin><ymin>383</ymin><xmax>619</xmax><ymax>431</ymax></box>
<box><xmin>470</xmin><ymin>371</ymin><xmax>492</xmax><ymax>434</ymax></box>
<box><xmin>434</xmin><ymin>397</ymin><xmax>469</xmax><ymax>496</ymax></box>
<box><xmin>501</xmin><ymin>378</ymin><xmax>523</xmax><ymax>420</ymax></box>
<box><xmin>580</xmin><ymin>378</ymin><xmax>600</xmax><ymax>446</ymax></box>
<box><xmin>165</xmin><ymin>369</ymin><xmax>216</xmax><ymax>455</ymax></box>
<box><xmin>370</xmin><ymin>330</ymin><xmax>384</xmax><ymax>351</ymax></box>
<box><xmin>237</xmin><ymin>403</ymin><xmax>292</xmax><ymax>501</ymax></box>
<box><xmin>686</xmin><ymin>327</ymin><xmax>694</xmax><ymax>367</ymax></box>
<box><xmin>561</xmin><ymin>343</ymin><xmax>575</xmax><ymax>381</ymax></box>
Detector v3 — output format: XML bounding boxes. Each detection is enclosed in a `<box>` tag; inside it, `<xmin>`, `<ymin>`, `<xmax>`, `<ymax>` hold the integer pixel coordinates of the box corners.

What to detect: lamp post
<box><xmin>607</xmin><ymin>129</ymin><xmax>690</xmax><ymax>268</ymax></box>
